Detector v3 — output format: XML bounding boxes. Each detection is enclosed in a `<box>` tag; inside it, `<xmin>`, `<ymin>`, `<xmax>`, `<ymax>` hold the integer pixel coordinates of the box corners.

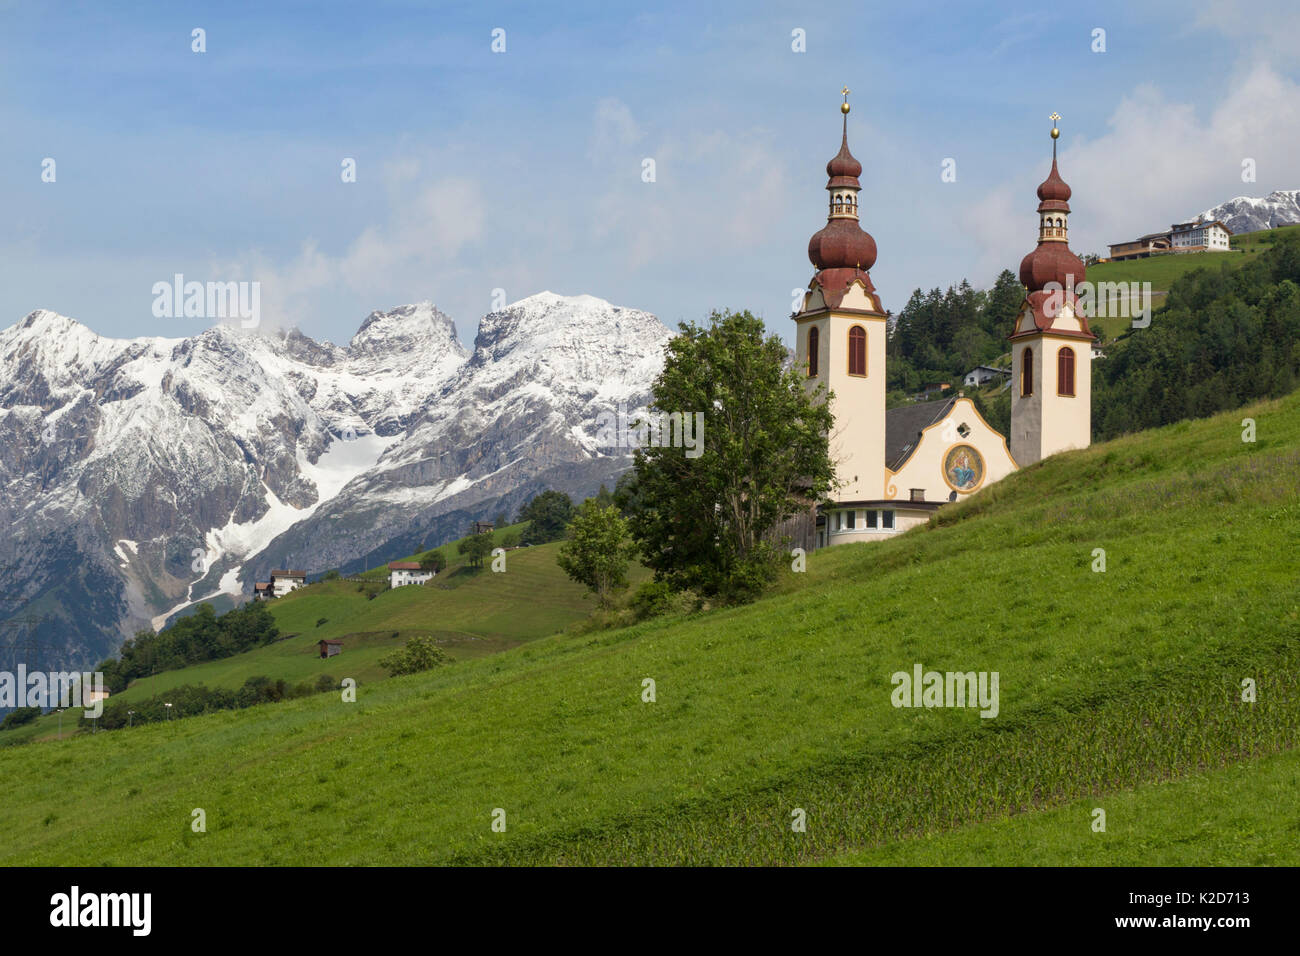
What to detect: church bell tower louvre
<box><xmin>1008</xmin><ymin>113</ymin><xmax>1095</xmax><ymax>467</ymax></box>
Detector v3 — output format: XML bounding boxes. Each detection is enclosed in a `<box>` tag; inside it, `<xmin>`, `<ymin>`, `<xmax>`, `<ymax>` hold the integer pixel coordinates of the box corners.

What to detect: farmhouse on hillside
<box><xmin>317</xmin><ymin>639</ymin><xmax>343</xmax><ymax>659</ymax></box>
<box><xmin>962</xmin><ymin>365</ymin><xmax>1010</xmax><ymax>387</ymax></box>
<box><xmin>269</xmin><ymin>569</ymin><xmax>307</xmax><ymax>596</ymax></box>
<box><xmin>792</xmin><ymin>96</ymin><xmax>1092</xmax><ymax>549</ymax></box>
<box><xmin>471</xmin><ymin>520</ymin><xmax>494</xmax><ymax>535</ymax></box>
<box><xmin>252</xmin><ymin>582</ymin><xmax>273</xmax><ymax>601</ymax></box>
<box><xmin>388</xmin><ymin>561</ymin><xmax>434</xmax><ymax>588</ymax></box>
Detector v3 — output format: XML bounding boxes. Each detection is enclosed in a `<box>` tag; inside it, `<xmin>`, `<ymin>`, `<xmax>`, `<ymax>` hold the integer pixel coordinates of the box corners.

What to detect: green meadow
<box><xmin>137</xmin><ymin>529</ymin><xmax>633</xmax><ymax>700</ymax></box>
<box><xmin>821</xmin><ymin>747</ymin><xmax>1300</xmax><ymax>866</ymax></box>
<box><xmin>0</xmin><ymin>391</ymin><xmax>1296</xmax><ymax>865</ymax></box>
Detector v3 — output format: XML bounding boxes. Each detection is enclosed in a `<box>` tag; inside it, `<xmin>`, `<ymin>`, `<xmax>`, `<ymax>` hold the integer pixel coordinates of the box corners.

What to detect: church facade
<box><xmin>793</xmin><ymin>96</ymin><xmax>1091</xmax><ymax>548</ymax></box>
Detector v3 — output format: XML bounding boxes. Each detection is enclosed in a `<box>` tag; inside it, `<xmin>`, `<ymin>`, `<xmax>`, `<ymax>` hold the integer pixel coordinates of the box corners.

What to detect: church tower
<box><xmin>1009</xmin><ymin>114</ymin><xmax>1095</xmax><ymax>467</ymax></box>
<box><xmin>794</xmin><ymin>89</ymin><xmax>888</xmax><ymax>501</ymax></box>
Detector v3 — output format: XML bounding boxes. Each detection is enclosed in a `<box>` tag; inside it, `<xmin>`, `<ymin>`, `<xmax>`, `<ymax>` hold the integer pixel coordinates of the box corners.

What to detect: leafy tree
<box><xmin>419</xmin><ymin>551</ymin><xmax>447</xmax><ymax>573</ymax></box>
<box><xmin>457</xmin><ymin>532</ymin><xmax>495</xmax><ymax>568</ymax></box>
<box><xmin>517</xmin><ymin>490</ymin><xmax>575</xmax><ymax>543</ymax></box>
<box><xmin>557</xmin><ymin>501</ymin><xmax>638</xmax><ymax>607</ymax></box>
<box><xmin>627</xmin><ymin>309</ymin><xmax>834</xmax><ymax>603</ymax></box>
<box><xmin>380</xmin><ymin>636</ymin><xmax>449</xmax><ymax>676</ymax></box>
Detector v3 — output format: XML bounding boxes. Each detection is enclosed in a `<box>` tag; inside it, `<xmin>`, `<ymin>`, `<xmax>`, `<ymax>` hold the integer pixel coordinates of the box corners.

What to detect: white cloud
<box><xmin>961</xmin><ymin>63</ymin><xmax>1300</xmax><ymax>275</ymax></box>
<box><xmin>215</xmin><ymin>173</ymin><xmax>485</xmax><ymax>331</ymax></box>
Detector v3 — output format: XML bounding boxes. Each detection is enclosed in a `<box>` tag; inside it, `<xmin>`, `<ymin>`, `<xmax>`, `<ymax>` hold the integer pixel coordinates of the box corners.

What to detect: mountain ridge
<box><xmin>0</xmin><ymin>292</ymin><xmax>671</xmax><ymax>671</ymax></box>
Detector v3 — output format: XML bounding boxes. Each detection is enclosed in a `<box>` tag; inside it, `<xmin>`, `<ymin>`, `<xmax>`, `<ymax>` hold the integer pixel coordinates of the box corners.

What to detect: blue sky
<box><xmin>2</xmin><ymin>0</ymin><xmax>1297</xmax><ymax>347</ymax></box>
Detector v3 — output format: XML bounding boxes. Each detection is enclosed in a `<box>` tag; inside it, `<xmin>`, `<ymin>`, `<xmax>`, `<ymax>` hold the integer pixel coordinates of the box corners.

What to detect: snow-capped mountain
<box><xmin>1195</xmin><ymin>189</ymin><xmax>1300</xmax><ymax>235</ymax></box>
<box><xmin>0</xmin><ymin>293</ymin><xmax>671</xmax><ymax>672</ymax></box>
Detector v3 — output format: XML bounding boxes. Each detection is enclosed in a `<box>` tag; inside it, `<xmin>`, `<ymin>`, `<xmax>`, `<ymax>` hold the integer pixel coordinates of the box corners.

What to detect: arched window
<box><xmin>807</xmin><ymin>326</ymin><xmax>819</xmax><ymax>376</ymax></box>
<box><xmin>1057</xmin><ymin>346</ymin><xmax>1076</xmax><ymax>396</ymax></box>
<box><xmin>1021</xmin><ymin>347</ymin><xmax>1033</xmax><ymax>396</ymax></box>
<box><xmin>848</xmin><ymin>326</ymin><xmax>867</xmax><ymax>376</ymax></box>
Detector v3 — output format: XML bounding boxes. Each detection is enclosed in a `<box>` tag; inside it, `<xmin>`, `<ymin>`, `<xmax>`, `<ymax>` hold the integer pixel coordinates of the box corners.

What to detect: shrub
<box><xmin>0</xmin><ymin>707</ymin><xmax>41</xmax><ymax>731</ymax></box>
<box><xmin>380</xmin><ymin>636</ymin><xmax>449</xmax><ymax>676</ymax></box>
<box><xmin>630</xmin><ymin>580</ymin><xmax>675</xmax><ymax>621</ymax></box>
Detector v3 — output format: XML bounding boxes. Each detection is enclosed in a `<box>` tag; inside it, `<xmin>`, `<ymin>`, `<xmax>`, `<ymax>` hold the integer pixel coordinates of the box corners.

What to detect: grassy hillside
<box><xmin>4</xmin><ymin>526</ymin><xmax>647</xmax><ymax>743</ymax></box>
<box><xmin>0</xmin><ymin>390</ymin><xmax>1296</xmax><ymax>864</ymax></box>
<box><xmin>1089</xmin><ymin>225</ymin><xmax>1300</xmax><ymax>340</ymax></box>
<box><xmin>114</xmin><ymin>538</ymin><xmax>646</xmax><ymax>704</ymax></box>
<box><xmin>821</xmin><ymin>746</ymin><xmax>1300</xmax><ymax>866</ymax></box>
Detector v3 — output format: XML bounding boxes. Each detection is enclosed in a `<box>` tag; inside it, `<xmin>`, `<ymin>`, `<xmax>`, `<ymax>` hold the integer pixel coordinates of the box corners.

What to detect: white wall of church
<box><xmin>795</xmin><ymin>284</ymin><xmax>889</xmax><ymax>503</ymax></box>
<box><xmin>826</xmin><ymin>312</ymin><xmax>887</xmax><ymax>501</ymax></box>
<box><xmin>1010</xmin><ymin>331</ymin><xmax>1091</xmax><ymax>466</ymax></box>
<box><xmin>887</xmin><ymin>397</ymin><xmax>1018</xmax><ymax>504</ymax></box>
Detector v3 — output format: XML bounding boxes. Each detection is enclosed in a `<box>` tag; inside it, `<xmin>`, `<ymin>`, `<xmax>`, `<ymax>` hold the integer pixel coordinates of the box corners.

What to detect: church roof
<box><xmin>885</xmin><ymin>398</ymin><xmax>955</xmax><ymax>470</ymax></box>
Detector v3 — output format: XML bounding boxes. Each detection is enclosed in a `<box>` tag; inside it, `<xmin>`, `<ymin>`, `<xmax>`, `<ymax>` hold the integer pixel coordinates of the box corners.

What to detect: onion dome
<box><xmin>809</xmin><ymin>218</ymin><xmax>877</xmax><ymax>273</ymax></box>
<box><xmin>826</xmin><ymin>124</ymin><xmax>863</xmax><ymax>186</ymax></box>
<box><xmin>806</xmin><ymin>90</ymin><xmax>878</xmax><ymax>296</ymax></box>
<box><xmin>1019</xmin><ymin>240</ymin><xmax>1084</xmax><ymax>294</ymax></box>
<box><xmin>1010</xmin><ymin>114</ymin><xmax>1094</xmax><ymax>342</ymax></box>
<box><xmin>1036</xmin><ymin>157</ymin><xmax>1072</xmax><ymax>205</ymax></box>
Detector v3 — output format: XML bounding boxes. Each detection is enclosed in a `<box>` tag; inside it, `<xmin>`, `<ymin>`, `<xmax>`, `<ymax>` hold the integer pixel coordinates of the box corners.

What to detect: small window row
<box><xmin>831</xmin><ymin>509</ymin><xmax>895</xmax><ymax>532</ymax></box>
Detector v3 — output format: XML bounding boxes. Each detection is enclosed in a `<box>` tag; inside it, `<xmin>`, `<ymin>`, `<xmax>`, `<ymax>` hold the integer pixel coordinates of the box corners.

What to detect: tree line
<box><xmin>96</xmin><ymin>601</ymin><xmax>280</xmax><ymax>695</ymax></box>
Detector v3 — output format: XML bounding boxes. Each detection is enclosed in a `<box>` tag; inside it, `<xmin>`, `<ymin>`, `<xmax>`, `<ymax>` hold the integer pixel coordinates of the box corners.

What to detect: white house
<box><xmin>962</xmin><ymin>365</ymin><xmax>1009</xmax><ymax>387</ymax></box>
<box><xmin>389</xmin><ymin>561</ymin><xmax>434</xmax><ymax>588</ymax></box>
<box><xmin>1170</xmin><ymin>219</ymin><xmax>1232</xmax><ymax>251</ymax></box>
<box><xmin>269</xmin><ymin>569</ymin><xmax>306</xmax><ymax>596</ymax></box>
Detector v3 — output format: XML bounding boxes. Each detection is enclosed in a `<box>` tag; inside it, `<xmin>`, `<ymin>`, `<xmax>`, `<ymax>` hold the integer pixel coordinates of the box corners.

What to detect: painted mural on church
<box><xmin>943</xmin><ymin>445</ymin><xmax>984</xmax><ymax>494</ymax></box>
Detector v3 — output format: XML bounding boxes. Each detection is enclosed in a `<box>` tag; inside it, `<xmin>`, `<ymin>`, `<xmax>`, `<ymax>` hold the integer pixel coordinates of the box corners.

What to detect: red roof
<box><xmin>270</xmin><ymin>569</ymin><xmax>306</xmax><ymax>578</ymax></box>
<box><xmin>388</xmin><ymin>561</ymin><xmax>423</xmax><ymax>570</ymax></box>
<box><xmin>1036</xmin><ymin>156</ymin><xmax>1072</xmax><ymax>205</ymax></box>
<box><xmin>825</xmin><ymin>116</ymin><xmax>863</xmax><ymax>185</ymax></box>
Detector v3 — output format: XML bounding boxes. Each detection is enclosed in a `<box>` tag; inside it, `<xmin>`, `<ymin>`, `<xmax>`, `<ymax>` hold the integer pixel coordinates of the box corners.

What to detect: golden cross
<box><xmin>842</xmin><ymin>86</ymin><xmax>851</xmax><ymax>103</ymax></box>
<box><xmin>1049</xmin><ymin>111</ymin><xmax>1061</xmax><ymax>125</ymax></box>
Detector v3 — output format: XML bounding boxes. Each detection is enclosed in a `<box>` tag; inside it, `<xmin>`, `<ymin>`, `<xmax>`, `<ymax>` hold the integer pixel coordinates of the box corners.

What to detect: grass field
<box><xmin>820</xmin><ymin>747</ymin><xmax>1300</xmax><ymax>866</ymax></box>
<box><xmin>0</xmin><ymin>390</ymin><xmax>1296</xmax><ymax>864</ymax></box>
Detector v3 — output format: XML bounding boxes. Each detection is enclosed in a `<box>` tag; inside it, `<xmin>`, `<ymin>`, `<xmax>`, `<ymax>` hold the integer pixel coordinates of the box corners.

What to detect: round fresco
<box><xmin>943</xmin><ymin>443</ymin><xmax>985</xmax><ymax>493</ymax></box>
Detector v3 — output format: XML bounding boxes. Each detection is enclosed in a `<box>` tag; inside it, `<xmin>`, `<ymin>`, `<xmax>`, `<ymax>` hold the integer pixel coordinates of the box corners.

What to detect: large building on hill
<box><xmin>793</xmin><ymin>95</ymin><xmax>1092</xmax><ymax>547</ymax></box>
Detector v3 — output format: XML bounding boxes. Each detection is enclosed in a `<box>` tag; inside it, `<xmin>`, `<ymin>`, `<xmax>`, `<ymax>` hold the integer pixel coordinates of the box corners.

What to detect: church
<box><xmin>794</xmin><ymin>94</ymin><xmax>1094</xmax><ymax>549</ymax></box>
